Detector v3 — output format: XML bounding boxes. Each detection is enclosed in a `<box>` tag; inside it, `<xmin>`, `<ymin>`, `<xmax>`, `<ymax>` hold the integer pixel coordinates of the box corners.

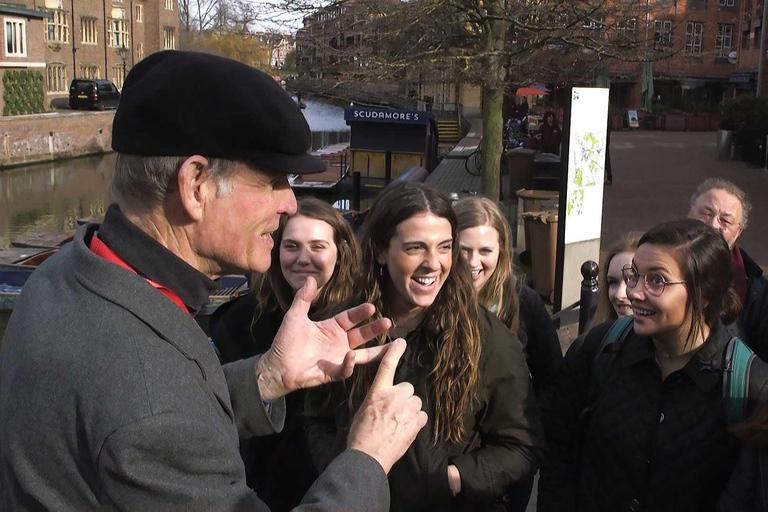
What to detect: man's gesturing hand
<box><xmin>347</xmin><ymin>338</ymin><xmax>428</xmax><ymax>474</ymax></box>
<box><xmin>257</xmin><ymin>277</ymin><xmax>392</xmax><ymax>401</ymax></box>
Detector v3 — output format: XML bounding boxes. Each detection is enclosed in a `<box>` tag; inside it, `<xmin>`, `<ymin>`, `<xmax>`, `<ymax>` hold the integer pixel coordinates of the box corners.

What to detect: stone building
<box><xmin>0</xmin><ymin>0</ymin><xmax>178</xmax><ymax>110</ymax></box>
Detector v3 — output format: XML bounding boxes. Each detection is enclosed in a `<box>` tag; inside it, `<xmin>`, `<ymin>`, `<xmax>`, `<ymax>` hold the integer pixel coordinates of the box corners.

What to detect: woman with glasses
<box><xmin>538</xmin><ymin>219</ymin><xmax>768</xmax><ymax>512</ymax></box>
<box><xmin>304</xmin><ymin>182</ymin><xmax>546</xmax><ymax>511</ymax></box>
<box><xmin>209</xmin><ymin>197</ymin><xmax>359</xmax><ymax>511</ymax></box>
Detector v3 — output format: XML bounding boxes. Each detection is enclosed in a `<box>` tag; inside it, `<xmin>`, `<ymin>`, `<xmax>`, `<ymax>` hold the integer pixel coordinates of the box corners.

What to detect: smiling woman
<box><xmin>304</xmin><ymin>182</ymin><xmax>545</xmax><ymax>511</ymax></box>
<box><xmin>539</xmin><ymin>219</ymin><xmax>768</xmax><ymax>512</ymax></box>
<box><xmin>208</xmin><ymin>196</ymin><xmax>360</xmax><ymax>511</ymax></box>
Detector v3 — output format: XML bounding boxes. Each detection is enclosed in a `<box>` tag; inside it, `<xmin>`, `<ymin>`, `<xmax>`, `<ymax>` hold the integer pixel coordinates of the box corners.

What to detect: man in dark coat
<box><xmin>688</xmin><ymin>178</ymin><xmax>768</xmax><ymax>360</ymax></box>
<box><xmin>0</xmin><ymin>51</ymin><xmax>427</xmax><ymax>511</ymax></box>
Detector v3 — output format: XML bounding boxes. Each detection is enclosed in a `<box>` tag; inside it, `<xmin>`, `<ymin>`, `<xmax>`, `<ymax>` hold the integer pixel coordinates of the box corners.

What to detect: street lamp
<box><xmin>117</xmin><ymin>44</ymin><xmax>128</xmax><ymax>88</ymax></box>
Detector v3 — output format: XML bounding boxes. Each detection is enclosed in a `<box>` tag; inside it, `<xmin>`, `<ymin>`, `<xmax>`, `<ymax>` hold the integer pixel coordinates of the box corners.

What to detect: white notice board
<box><xmin>564</xmin><ymin>88</ymin><xmax>609</xmax><ymax>244</ymax></box>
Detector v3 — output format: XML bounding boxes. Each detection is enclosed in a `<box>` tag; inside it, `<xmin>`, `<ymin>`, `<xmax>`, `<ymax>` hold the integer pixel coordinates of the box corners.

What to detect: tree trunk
<box><xmin>480</xmin><ymin>0</ymin><xmax>507</xmax><ymax>202</ymax></box>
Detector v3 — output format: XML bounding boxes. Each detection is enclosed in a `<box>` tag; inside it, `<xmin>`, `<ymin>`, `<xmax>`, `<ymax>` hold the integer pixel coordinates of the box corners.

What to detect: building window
<box><xmin>618</xmin><ymin>18</ymin><xmax>637</xmax><ymax>40</ymax></box>
<box><xmin>716</xmin><ymin>23</ymin><xmax>733</xmax><ymax>57</ymax></box>
<box><xmin>135</xmin><ymin>4</ymin><xmax>143</xmax><ymax>22</ymax></box>
<box><xmin>136</xmin><ymin>42</ymin><xmax>144</xmax><ymax>59</ymax></box>
<box><xmin>45</xmin><ymin>10</ymin><xmax>69</xmax><ymax>44</ymax></box>
<box><xmin>5</xmin><ymin>18</ymin><xmax>26</xmax><ymax>57</ymax></box>
<box><xmin>165</xmin><ymin>0</ymin><xmax>173</xmax><ymax>10</ymax></box>
<box><xmin>46</xmin><ymin>64</ymin><xmax>67</xmax><ymax>92</ymax></box>
<box><xmin>81</xmin><ymin>17</ymin><xmax>97</xmax><ymax>44</ymax></box>
<box><xmin>718</xmin><ymin>0</ymin><xmax>735</xmax><ymax>6</ymax></box>
<box><xmin>163</xmin><ymin>27</ymin><xmax>175</xmax><ymax>49</ymax></box>
<box><xmin>108</xmin><ymin>19</ymin><xmax>129</xmax><ymax>47</ymax></box>
<box><xmin>685</xmin><ymin>21</ymin><xmax>704</xmax><ymax>55</ymax></box>
<box><xmin>113</xmin><ymin>64</ymin><xmax>125</xmax><ymax>89</ymax></box>
<box><xmin>654</xmin><ymin>20</ymin><xmax>673</xmax><ymax>46</ymax></box>
<box><xmin>80</xmin><ymin>65</ymin><xmax>99</xmax><ymax>79</ymax></box>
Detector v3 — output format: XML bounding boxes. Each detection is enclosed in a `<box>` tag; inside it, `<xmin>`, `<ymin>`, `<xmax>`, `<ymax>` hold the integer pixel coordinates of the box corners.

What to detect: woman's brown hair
<box><xmin>454</xmin><ymin>196</ymin><xmax>520</xmax><ymax>335</ymax></box>
<box><xmin>636</xmin><ymin>219</ymin><xmax>742</xmax><ymax>348</ymax></box>
<box><xmin>351</xmin><ymin>182</ymin><xmax>482</xmax><ymax>445</ymax></box>
<box><xmin>254</xmin><ymin>197</ymin><xmax>360</xmax><ymax>320</ymax></box>
<box><xmin>591</xmin><ymin>232</ymin><xmax>643</xmax><ymax>326</ymax></box>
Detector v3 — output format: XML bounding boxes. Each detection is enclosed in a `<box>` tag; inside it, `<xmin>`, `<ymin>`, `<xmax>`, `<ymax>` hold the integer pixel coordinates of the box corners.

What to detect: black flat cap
<box><xmin>112</xmin><ymin>50</ymin><xmax>324</xmax><ymax>174</ymax></box>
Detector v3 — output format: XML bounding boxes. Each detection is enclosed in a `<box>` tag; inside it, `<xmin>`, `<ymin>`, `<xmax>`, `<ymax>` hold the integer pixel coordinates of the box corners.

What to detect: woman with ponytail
<box><xmin>304</xmin><ymin>182</ymin><xmax>545</xmax><ymax>511</ymax></box>
<box><xmin>539</xmin><ymin>219</ymin><xmax>768</xmax><ymax>512</ymax></box>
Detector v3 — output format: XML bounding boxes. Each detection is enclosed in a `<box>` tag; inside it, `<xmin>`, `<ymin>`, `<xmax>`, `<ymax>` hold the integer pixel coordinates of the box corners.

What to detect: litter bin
<box><xmin>522</xmin><ymin>211</ymin><xmax>559</xmax><ymax>298</ymax></box>
<box><xmin>506</xmin><ymin>148</ymin><xmax>537</xmax><ymax>197</ymax></box>
<box><xmin>516</xmin><ymin>189</ymin><xmax>559</xmax><ymax>251</ymax></box>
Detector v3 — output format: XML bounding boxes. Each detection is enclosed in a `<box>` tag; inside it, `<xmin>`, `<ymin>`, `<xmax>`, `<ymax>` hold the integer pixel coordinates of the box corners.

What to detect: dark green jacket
<box><xmin>305</xmin><ymin>308</ymin><xmax>546</xmax><ymax>511</ymax></box>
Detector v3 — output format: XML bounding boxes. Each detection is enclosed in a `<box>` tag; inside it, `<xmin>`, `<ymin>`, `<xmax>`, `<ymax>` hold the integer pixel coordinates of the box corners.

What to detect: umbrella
<box><xmin>516</xmin><ymin>86</ymin><xmax>549</xmax><ymax>96</ymax></box>
<box><xmin>531</xmin><ymin>84</ymin><xmax>552</xmax><ymax>93</ymax></box>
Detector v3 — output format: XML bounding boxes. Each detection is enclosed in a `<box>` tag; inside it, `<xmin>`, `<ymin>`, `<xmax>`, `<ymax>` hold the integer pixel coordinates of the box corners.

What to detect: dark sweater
<box><xmin>539</xmin><ymin>320</ymin><xmax>768</xmax><ymax>512</ymax></box>
<box><xmin>210</xmin><ymin>294</ymin><xmax>317</xmax><ymax>512</ymax></box>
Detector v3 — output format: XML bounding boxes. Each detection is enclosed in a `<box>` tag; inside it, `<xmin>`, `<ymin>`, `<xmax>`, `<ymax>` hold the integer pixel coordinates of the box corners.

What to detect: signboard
<box><xmin>344</xmin><ymin>107</ymin><xmax>429</xmax><ymax>125</ymax></box>
<box><xmin>626</xmin><ymin>110</ymin><xmax>639</xmax><ymax>128</ymax></box>
<box><xmin>564</xmin><ymin>88</ymin><xmax>610</xmax><ymax>244</ymax></box>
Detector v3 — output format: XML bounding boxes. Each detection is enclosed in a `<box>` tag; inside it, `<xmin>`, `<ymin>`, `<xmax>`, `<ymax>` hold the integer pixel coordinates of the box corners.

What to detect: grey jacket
<box><xmin>0</xmin><ymin>224</ymin><xmax>389</xmax><ymax>511</ymax></box>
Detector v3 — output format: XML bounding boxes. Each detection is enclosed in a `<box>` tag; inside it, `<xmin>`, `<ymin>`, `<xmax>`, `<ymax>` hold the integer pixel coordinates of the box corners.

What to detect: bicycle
<box><xmin>464</xmin><ymin>148</ymin><xmax>483</xmax><ymax>176</ymax></box>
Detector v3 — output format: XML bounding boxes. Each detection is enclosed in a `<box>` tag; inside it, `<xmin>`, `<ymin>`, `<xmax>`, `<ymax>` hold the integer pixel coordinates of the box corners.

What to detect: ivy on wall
<box><xmin>3</xmin><ymin>70</ymin><xmax>45</xmax><ymax>116</ymax></box>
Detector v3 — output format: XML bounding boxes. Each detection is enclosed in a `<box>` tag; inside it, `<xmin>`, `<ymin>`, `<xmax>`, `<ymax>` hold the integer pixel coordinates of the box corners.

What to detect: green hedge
<box><xmin>3</xmin><ymin>70</ymin><xmax>45</xmax><ymax>116</ymax></box>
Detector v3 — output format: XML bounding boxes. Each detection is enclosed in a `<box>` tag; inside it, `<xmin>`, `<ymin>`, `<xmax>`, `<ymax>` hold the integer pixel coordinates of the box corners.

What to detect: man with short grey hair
<box><xmin>0</xmin><ymin>51</ymin><xmax>427</xmax><ymax>510</ymax></box>
<box><xmin>688</xmin><ymin>178</ymin><xmax>768</xmax><ymax>359</ymax></box>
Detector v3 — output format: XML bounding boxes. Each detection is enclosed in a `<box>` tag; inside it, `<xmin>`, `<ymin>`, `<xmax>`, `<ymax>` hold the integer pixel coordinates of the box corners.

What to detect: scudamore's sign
<box><xmin>345</xmin><ymin>107</ymin><xmax>429</xmax><ymax>125</ymax></box>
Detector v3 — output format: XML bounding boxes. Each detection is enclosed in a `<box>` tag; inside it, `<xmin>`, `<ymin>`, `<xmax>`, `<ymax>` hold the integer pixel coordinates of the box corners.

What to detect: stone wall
<box><xmin>0</xmin><ymin>110</ymin><xmax>113</xmax><ymax>168</ymax></box>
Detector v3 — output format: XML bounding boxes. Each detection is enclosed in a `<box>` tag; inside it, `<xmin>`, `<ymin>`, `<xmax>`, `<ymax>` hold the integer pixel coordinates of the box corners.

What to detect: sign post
<box><xmin>554</xmin><ymin>87</ymin><xmax>610</xmax><ymax>317</ymax></box>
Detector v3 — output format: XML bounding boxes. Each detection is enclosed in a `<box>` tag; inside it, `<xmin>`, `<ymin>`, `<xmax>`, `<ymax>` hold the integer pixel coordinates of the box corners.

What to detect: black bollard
<box><xmin>352</xmin><ymin>171</ymin><xmax>361</xmax><ymax>212</ymax></box>
<box><xmin>578</xmin><ymin>260</ymin><xmax>600</xmax><ymax>335</ymax></box>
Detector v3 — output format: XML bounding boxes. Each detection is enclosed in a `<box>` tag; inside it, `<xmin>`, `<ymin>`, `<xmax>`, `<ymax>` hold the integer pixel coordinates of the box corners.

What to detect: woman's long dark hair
<box><xmin>254</xmin><ymin>197</ymin><xmax>360</xmax><ymax>321</ymax></box>
<box><xmin>350</xmin><ymin>182</ymin><xmax>482</xmax><ymax>445</ymax></box>
<box><xmin>637</xmin><ymin>219</ymin><xmax>741</xmax><ymax>348</ymax></box>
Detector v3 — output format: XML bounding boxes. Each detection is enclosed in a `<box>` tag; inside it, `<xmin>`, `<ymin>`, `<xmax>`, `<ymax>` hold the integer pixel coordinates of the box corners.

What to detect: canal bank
<box><xmin>0</xmin><ymin>111</ymin><xmax>114</xmax><ymax>168</ymax></box>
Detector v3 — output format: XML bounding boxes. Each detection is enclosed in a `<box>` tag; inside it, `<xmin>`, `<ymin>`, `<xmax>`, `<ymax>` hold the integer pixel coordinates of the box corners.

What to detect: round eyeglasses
<box><xmin>621</xmin><ymin>265</ymin><xmax>686</xmax><ymax>297</ymax></box>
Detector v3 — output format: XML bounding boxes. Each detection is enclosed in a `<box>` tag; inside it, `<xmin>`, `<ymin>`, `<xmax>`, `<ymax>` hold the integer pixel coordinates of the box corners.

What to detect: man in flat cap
<box><xmin>687</xmin><ymin>178</ymin><xmax>768</xmax><ymax>359</ymax></box>
<box><xmin>0</xmin><ymin>51</ymin><xmax>426</xmax><ymax>510</ymax></box>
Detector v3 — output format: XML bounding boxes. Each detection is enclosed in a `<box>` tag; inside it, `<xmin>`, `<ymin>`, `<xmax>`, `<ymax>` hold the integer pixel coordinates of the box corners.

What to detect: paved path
<box><xmin>605</xmin><ymin>131</ymin><xmax>768</xmax><ymax>268</ymax></box>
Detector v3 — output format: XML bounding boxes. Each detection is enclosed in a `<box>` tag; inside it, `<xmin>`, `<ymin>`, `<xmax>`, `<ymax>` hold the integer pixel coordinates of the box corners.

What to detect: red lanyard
<box><xmin>89</xmin><ymin>234</ymin><xmax>191</xmax><ymax>316</ymax></box>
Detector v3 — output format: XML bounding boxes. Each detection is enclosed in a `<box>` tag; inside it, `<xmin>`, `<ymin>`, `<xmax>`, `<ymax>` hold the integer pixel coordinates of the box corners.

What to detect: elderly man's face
<box><xmin>199</xmin><ymin>164</ymin><xmax>297</xmax><ymax>276</ymax></box>
<box><xmin>687</xmin><ymin>188</ymin><xmax>744</xmax><ymax>249</ymax></box>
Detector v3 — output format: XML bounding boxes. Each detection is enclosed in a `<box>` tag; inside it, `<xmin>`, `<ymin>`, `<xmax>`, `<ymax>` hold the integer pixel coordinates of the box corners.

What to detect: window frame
<box><xmin>46</xmin><ymin>63</ymin><xmax>67</xmax><ymax>93</ymax></box>
<box><xmin>716</xmin><ymin>23</ymin><xmax>733</xmax><ymax>57</ymax></box>
<box><xmin>45</xmin><ymin>10</ymin><xmax>69</xmax><ymax>44</ymax></box>
<box><xmin>164</xmin><ymin>0</ymin><xmax>174</xmax><ymax>11</ymax></box>
<box><xmin>81</xmin><ymin>17</ymin><xmax>97</xmax><ymax>44</ymax></box>
<box><xmin>4</xmin><ymin>17</ymin><xmax>27</xmax><ymax>57</ymax></box>
<box><xmin>108</xmin><ymin>18</ymin><xmax>129</xmax><ymax>48</ymax></box>
<box><xmin>163</xmin><ymin>26</ymin><xmax>175</xmax><ymax>49</ymax></box>
<box><xmin>654</xmin><ymin>19</ymin><xmax>673</xmax><ymax>46</ymax></box>
<box><xmin>135</xmin><ymin>3</ymin><xmax>143</xmax><ymax>22</ymax></box>
<box><xmin>685</xmin><ymin>21</ymin><xmax>704</xmax><ymax>55</ymax></box>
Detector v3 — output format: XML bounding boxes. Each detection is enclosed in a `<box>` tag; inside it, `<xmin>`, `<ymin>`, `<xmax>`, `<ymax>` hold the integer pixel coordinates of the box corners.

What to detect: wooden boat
<box><xmin>11</xmin><ymin>231</ymin><xmax>75</xmax><ymax>250</ymax></box>
<box><xmin>291</xmin><ymin>143</ymin><xmax>349</xmax><ymax>192</ymax></box>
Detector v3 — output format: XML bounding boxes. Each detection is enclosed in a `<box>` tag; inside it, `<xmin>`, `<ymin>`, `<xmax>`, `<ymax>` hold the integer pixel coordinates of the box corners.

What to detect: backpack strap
<box><xmin>723</xmin><ymin>336</ymin><xmax>756</xmax><ymax>425</ymax></box>
<box><xmin>589</xmin><ymin>315</ymin><xmax>635</xmax><ymax>402</ymax></box>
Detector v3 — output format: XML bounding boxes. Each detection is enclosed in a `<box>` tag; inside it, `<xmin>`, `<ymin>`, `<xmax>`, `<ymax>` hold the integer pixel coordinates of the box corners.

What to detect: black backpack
<box><xmin>590</xmin><ymin>315</ymin><xmax>757</xmax><ymax>425</ymax></box>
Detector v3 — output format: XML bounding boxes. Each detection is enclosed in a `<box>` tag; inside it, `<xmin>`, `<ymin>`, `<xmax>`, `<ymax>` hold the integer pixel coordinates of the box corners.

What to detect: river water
<box><xmin>0</xmin><ymin>98</ymin><xmax>351</xmax><ymax>249</ymax></box>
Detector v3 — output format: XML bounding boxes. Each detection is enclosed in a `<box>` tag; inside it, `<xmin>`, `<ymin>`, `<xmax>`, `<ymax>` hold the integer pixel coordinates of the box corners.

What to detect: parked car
<box><xmin>69</xmin><ymin>79</ymin><xmax>120</xmax><ymax>110</ymax></box>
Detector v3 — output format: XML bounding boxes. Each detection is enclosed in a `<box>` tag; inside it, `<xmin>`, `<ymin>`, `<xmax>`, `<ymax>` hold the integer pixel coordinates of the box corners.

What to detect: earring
<box><xmin>379</xmin><ymin>265</ymin><xmax>385</xmax><ymax>277</ymax></box>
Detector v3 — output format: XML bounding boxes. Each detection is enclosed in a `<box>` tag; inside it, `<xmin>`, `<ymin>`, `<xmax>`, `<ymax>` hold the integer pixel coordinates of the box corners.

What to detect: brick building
<box><xmin>608</xmin><ymin>0</ymin><xmax>742</xmax><ymax>112</ymax></box>
<box><xmin>0</xmin><ymin>0</ymin><xmax>178</xmax><ymax>109</ymax></box>
<box><xmin>731</xmin><ymin>0</ymin><xmax>768</xmax><ymax>96</ymax></box>
<box><xmin>0</xmin><ymin>5</ymin><xmax>50</xmax><ymax>100</ymax></box>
